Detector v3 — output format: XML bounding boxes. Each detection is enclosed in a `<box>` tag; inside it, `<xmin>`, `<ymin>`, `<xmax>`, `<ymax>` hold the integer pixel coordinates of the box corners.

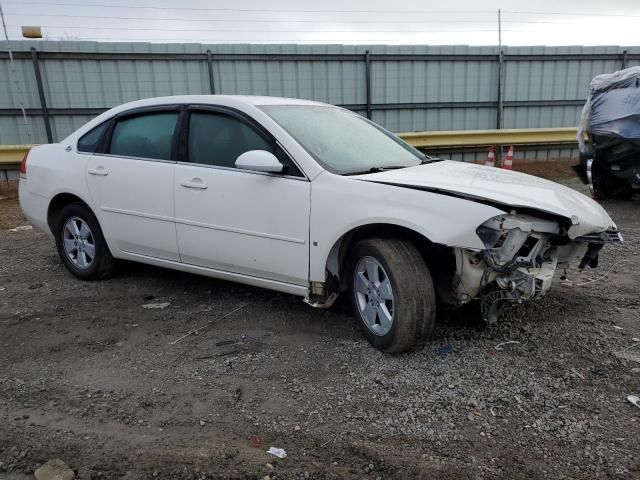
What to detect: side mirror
<box><xmin>235</xmin><ymin>150</ymin><xmax>283</xmax><ymax>173</ymax></box>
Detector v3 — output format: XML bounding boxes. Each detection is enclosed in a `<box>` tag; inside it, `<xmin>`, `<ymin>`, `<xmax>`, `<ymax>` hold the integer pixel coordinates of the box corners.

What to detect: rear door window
<box><xmin>109</xmin><ymin>112</ymin><xmax>178</xmax><ymax>161</ymax></box>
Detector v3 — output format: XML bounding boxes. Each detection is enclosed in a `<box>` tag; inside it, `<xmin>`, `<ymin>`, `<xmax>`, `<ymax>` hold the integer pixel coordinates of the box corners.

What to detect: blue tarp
<box><xmin>589</xmin><ymin>88</ymin><xmax>640</xmax><ymax>139</ymax></box>
<box><xmin>578</xmin><ymin>66</ymin><xmax>640</xmax><ymax>149</ymax></box>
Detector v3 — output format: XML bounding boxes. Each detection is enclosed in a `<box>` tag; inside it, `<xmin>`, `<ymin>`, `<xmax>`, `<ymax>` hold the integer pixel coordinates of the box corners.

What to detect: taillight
<box><xmin>20</xmin><ymin>150</ymin><xmax>29</xmax><ymax>175</ymax></box>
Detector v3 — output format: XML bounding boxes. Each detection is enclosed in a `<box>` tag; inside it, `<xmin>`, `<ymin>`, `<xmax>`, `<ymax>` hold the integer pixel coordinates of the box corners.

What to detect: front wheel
<box><xmin>348</xmin><ymin>238</ymin><xmax>436</xmax><ymax>353</ymax></box>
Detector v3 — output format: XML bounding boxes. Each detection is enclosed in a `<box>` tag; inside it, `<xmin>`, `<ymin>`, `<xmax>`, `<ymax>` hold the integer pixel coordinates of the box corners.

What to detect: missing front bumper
<box><xmin>452</xmin><ymin>233</ymin><xmax>606</xmax><ymax>324</ymax></box>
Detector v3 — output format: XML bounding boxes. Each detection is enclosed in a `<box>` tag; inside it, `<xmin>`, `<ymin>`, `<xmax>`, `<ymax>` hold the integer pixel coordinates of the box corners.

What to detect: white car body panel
<box><xmin>355</xmin><ymin>161</ymin><xmax>613</xmax><ymax>238</ymax></box>
<box><xmin>19</xmin><ymin>143</ymin><xmax>91</xmax><ymax>233</ymax></box>
<box><xmin>118</xmin><ymin>250</ymin><xmax>309</xmax><ymax>297</ymax></box>
<box><xmin>307</xmin><ymin>171</ymin><xmax>505</xmax><ymax>282</ymax></box>
<box><xmin>18</xmin><ymin>95</ymin><xmax>618</xmax><ymax>309</ymax></box>
<box><xmin>86</xmin><ymin>154</ymin><xmax>179</xmax><ymax>261</ymax></box>
<box><xmin>173</xmin><ymin>163</ymin><xmax>310</xmax><ymax>285</ymax></box>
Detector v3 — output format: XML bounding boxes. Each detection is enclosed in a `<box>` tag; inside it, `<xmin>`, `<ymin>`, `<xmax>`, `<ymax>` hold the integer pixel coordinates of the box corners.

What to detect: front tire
<box><xmin>348</xmin><ymin>238</ymin><xmax>436</xmax><ymax>353</ymax></box>
<box><xmin>53</xmin><ymin>202</ymin><xmax>115</xmax><ymax>280</ymax></box>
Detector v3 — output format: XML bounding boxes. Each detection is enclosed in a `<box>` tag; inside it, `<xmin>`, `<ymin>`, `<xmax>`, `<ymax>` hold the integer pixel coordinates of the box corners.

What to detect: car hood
<box><xmin>354</xmin><ymin>160</ymin><xmax>614</xmax><ymax>238</ymax></box>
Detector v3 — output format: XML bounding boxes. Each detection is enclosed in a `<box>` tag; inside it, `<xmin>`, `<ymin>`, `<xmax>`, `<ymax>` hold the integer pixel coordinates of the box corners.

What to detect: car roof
<box><xmin>113</xmin><ymin>95</ymin><xmax>329</xmax><ymax>111</ymax></box>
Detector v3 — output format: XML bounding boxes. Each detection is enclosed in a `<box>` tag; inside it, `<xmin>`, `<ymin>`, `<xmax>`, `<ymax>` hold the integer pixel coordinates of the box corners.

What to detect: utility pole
<box><xmin>0</xmin><ymin>0</ymin><xmax>33</xmax><ymax>143</ymax></box>
<box><xmin>498</xmin><ymin>8</ymin><xmax>502</xmax><ymax>50</ymax></box>
<box><xmin>0</xmin><ymin>0</ymin><xmax>11</xmax><ymax>48</ymax></box>
<box><xmin>496</xmin><ymin>8</ymin><xmax>504</xmax><ymax>150</ymax></box>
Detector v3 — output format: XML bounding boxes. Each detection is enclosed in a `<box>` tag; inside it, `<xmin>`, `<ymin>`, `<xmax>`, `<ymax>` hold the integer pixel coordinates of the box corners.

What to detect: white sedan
<box><xmin>19</xmin><ymin>95</ymin><xmax>620</xmax><ymax>352</ymax></box>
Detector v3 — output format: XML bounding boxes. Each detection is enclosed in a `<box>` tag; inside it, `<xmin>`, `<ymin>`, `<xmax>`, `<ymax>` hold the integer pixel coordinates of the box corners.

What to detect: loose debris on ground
<box><xmin>34</xmin><ymin>459</ymin><xmax>75</xmax><ymax>480</ymax></box>
<box><xmin>1</xmin><ymin>172</ymin><xmax>639</xmax><ymax>479</ymax></box>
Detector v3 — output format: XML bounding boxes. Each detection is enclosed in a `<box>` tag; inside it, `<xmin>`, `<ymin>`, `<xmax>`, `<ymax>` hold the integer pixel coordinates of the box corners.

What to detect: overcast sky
<box><xmin>1</xmin><ymin>0</ymin><xmax>639</xmax><ymax>46</ymax></box>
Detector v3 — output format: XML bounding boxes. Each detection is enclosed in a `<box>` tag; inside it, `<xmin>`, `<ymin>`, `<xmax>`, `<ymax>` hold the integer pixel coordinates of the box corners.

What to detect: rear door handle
<box><xmin>180</xmin><ymin>178</ymin><xmax>208</xmax><ymax>190</ymax></box>
<box><xmin>88</xmin><ymin>167</ymin><xmax>108</xmax><ymax>176</ymax></box>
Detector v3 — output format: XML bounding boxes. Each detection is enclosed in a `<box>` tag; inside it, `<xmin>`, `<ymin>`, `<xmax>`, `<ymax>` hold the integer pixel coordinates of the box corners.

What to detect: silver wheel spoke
<box><xmin>63</xmin><ymin>237</ymin><xmax>77</xmax><ymax>253</ymax></box>
<box><xmin>64</xmin><ymin>223</ymin><xmax>75</xmax><ymax>238</ymax></box>
<box><xmin>362</xmin><ymin>304</ymin><xmax>377</xmax><ymax>326</ymax></box>
<box><xmin>79</xmin><ymin>222</ymin><xmax>91</xmax><ymax>240</ymax></box>
<box><xmin>365</xmin><ymin>259</ymin><xmax>380</xmax><ymax>284</ymax></box>
<box><xmin>379</xmin><ymin>278</ymin><xmax>393</xmax><ymax>300</ymax></box>
<box><xmin>70</xmin><ymin>219</ymin><xmax>81</xmax><ymax>236</ymax></box>
<box><xmin>377</xmin><ymin>304</ymin><xmax>393</xmax><ymax>330</ymax></box>
<box><xmin>355</xmin><ymin>272</ymin><xmax>369</xmax><ymax>294</ymax></box>
<box><xmin>62</xmin><ymin>216</ymin><xmax>94</xmax><ymax>270</ymax></box>
<box><xmin>354</xmin><ymin>255</ymin><xmax>395</xmax><ymax>337</ymax></box>
<box><xmin>84</xmin><ymin>242</ymin><xmax>95</xmax><ymax>258</ymax></box>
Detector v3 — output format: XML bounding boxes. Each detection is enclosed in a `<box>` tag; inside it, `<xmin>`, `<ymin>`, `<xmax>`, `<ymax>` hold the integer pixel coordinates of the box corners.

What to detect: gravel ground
<box><xmin>0</xmin><ymin>174</ymin><xmax>639</xmax><ymax>479</ymax></box>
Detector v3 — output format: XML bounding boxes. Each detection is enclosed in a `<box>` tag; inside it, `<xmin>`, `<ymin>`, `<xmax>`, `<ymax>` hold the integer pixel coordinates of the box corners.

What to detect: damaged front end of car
<box><xmin>450</xmin><ymin>212</ymin><xmax>623</xmax><ymax>323</ymax></box>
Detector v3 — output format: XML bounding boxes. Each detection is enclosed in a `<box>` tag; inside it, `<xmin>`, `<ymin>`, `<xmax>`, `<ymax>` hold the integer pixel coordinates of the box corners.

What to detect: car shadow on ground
<box><xmin>114</xmin><ymin>258</ymin><xmax>492</xmax><ymax>348</ymax></box>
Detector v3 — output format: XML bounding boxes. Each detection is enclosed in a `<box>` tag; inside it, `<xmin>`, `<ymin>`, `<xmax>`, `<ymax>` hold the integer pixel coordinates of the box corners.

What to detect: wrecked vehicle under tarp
<box><xmin>575</xmin><ymin>66</ymin><xmax>640</xmax><ymax>199</ymax></box>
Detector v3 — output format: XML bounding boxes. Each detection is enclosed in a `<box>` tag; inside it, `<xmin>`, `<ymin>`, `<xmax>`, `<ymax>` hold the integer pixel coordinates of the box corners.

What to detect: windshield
<box><xmin>259</xmin><ymin>105</ymin><xmax>425</xmax><ymax>175</ymax></box>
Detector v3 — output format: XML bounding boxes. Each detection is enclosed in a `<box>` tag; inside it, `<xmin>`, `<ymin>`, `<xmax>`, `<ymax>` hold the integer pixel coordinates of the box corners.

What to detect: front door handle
<box><xmin>180</xmin><ymin>178</ymin><xmax>208</xmax><ymax>190</ymax></box>
<box><xmin>88</xmin><ymin>166</ymin><xmax>109</xmax><ymax>176</ymax></box>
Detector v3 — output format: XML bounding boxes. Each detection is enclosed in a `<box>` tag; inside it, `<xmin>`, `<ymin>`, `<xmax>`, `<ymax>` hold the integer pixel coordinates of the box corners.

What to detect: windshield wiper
<box><xmin>342</xmin><ymin>165</ymin><xmax>411</xmax><ymax>176</ymax></box>
<box><xmin>420</xmin><ymin>156</ymin><xmax>443</xmax><ymax>164</ymax></box>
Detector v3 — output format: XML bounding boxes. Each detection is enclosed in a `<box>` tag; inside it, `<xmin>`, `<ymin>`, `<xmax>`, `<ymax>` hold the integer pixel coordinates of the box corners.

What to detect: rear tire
<box><xmin>348</xmin><ymin>238</ymin><xmax>436</xmax><ymax>353</ymax></box>
<box><xmin>53</xmin><ymin>202</ymin><xmax>115</xmax><ymax>280</ymax></box>
<box><xmin>590</xmin><ymin>161</ymin><xmax>633</xmax><ymax>200</ymax></box>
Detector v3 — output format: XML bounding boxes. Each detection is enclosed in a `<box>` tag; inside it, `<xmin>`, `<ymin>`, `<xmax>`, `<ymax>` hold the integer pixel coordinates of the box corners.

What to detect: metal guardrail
<box><xmin>0</xmin><ymin>145</ymin><xmax>32</xmax><ymax>167</ymax></box>
<box><xmin>399</xmin><ymin>127</ymin><xmax>578</xmax><ymax>150</ymax></box>
<box><xmin>0</xmin><ymin>127</ymin><xmax>579</xmax><ymax>169</ymax></box>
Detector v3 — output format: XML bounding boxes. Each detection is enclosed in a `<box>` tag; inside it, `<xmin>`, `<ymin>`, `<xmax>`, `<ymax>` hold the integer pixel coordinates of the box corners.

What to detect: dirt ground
<box><xmin>1</xmin><ymin>163</ymin><xmax>639</xmax><ymax>479</ymax></box>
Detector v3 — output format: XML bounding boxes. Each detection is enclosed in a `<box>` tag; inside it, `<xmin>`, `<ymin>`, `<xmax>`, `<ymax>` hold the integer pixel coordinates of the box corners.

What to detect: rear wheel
<box><xmin>589</xmin><ymin>158</ymin><xmax>633</xmax><ymax>200</ymax></box>
<box><xmin>348</xmin><ymin>238</ymin><xmax>435</xmax><ymax>353</ymax></box>
<box><xmin>54</xmin><ymin>202</ymin><xmax>115</xmax><ymax>280</ymax></box>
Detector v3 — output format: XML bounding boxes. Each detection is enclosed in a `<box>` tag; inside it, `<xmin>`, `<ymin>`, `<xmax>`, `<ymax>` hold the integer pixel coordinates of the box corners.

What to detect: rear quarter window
<box><xmin>77</xmin><ymin>122</ymin><xmax>108</xmax><ymax>153</ymax></box>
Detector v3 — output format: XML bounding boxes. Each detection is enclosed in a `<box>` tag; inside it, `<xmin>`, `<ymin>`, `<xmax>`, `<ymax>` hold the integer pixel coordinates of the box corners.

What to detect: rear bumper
<box><xmin>18</xmin><ymin>180</ymin><xmax>50</xmax><ymax>234</ymax></box>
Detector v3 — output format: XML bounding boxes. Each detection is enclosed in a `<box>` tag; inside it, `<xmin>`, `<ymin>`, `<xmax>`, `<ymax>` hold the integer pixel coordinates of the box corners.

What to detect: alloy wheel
<box><xmin>62</xmin><ymin>216</ymin><xmax>96</xmax><ymax>269</ymax></box>
<box><xmin>353</xmin><ymin>256</ymin><xmax>395</xmax><ymax>336</ymax></box>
